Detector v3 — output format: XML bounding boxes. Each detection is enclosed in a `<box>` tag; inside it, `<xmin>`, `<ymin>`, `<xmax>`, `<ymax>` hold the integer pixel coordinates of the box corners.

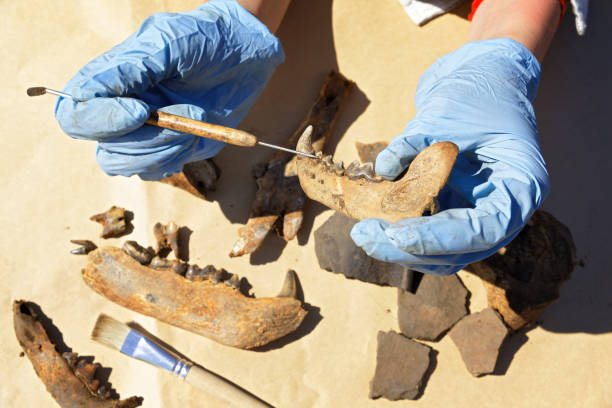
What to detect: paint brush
<box><xmin>91</xmin><ymin>314</ymin><xmax>271</xmax><ymax>408</ymax></box>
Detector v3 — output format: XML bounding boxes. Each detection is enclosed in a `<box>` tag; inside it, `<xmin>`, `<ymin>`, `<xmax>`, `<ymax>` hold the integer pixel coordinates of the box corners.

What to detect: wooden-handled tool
<box><xmin>27</xmin><ymin>86</ymin><xmax>318</xmax><ymax>158</ymax></box>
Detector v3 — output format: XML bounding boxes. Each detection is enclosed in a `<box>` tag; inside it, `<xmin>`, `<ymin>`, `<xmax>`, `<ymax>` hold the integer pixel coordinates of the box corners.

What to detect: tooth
<box><xmin>150</xmin><ymin>257</ymin><xmax>187</xmax><ymax>276</ymax></box>
<box><xmin>277</xmin><ymin>270</ymin><xmax>299</xmax><ymax>299</ymax></box>
<box><xmin>334</xmin><ymin>161</ymin><xmax>344</xmax><ymax>176</ymax></box>
<box><xmin>224</xmin><ymin>274</ymin><xmax>240</xmax><ymax>289</ymax></box>
<box><xmin>185</xmin><ymin>264</ymin><xmax>204</xmax><ymax>281</ymax></box>
<box><xmin>323</xmin><ymin>155</ymin><xmax>333</xmax><ymax>166</ymax></box>
<box><xmin>210</xmin><ymin>268</ymin><xmax>225</xmax><ymax>284</ymax></box>
<box><xmin>153</xmin><ymin>221</ymin><xmax>180</xmax><ymax>258</ymax></box>
<box><xmin>70</xmin><ymin>240</ymin><xmax>97</xmax><ymax>255</ymax></box>
<box><xmin>315</xmin><ymin>151</ymin><xmax>323</xmax><ymax>159</ymax></box>
<box><xmin>90</xmin><ymin>206</ymin><xmax>130</xmax><ymax>238</ymax></box>
<box><xmin>122</xmin><ymin>240</ymin><xmax>154</xmax><ymax>265</ymax></box>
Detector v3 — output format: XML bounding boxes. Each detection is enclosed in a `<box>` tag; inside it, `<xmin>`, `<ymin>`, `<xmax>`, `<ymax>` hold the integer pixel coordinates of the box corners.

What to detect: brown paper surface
<box><xmin>2</xmin><ymin>1</ymin><xmax>611</xmax><ymax>407</ymax></box>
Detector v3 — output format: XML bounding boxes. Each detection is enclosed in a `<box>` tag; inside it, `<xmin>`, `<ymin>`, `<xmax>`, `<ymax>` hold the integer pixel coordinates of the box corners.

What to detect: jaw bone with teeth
<box><xmin>296</xmin><ymin>127</ymin><xmax>459</xmax><ymax>222</ymax></box>
<box><xmin>82</xmin><ymin>246</ymin><xmax>307</xmax><ymax>349</ymax></box>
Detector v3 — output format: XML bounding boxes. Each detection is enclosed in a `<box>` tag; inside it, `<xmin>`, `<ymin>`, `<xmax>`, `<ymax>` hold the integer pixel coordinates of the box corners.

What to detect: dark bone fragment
<box><xmin>314</xmin><ymin>212</ymin><xmax>413</xmax><ymax>290</ymax></box>
<box><xmin>70</xmin><ymin>240</ymin><xmax>97</xmax><ymax>255</ymax></box>
<box><xmin>467</xmin><ymin>210</ymin><xmax>576</xmax><ymax>331</ymax></box>
<box><xmin>229</xmin><ymin>71</ymin><xmax>355</xmax><ymax>257</ymax></box>
<box><xmin>448</xmin><ymin>308</ymin><xmax>509</xmax><ymax>377</ymax></box>
<box><xmin>13</xmin><ymin>300</ymin><xmax>143</xmax><ymax>408</ymax></box>
<box><xmin>90</xmin><ymin>206</ymin><xmax>131</xmax><ymax>238</ymax></box>
<box><xmin>369</xmin><ymin>331</ymin><xmax>432</xmax><ymax>401</ymax></box>
<box><xmin>159</xmin><ymin>158</ymin><xmax>220</xmax><ymax>199</ymax></box>
<box><xmin>397</xmin><ymin>274</ymin><xmax>469</xmax><ymax>341</ymax></box>
<box><xmin>82</xmin><ymin>247</ymin><xmax>307</xmax><ymax>349</ymax></box>
<box><xmin>153</xmin><ymin>222</ymin><xmax>180</xmax><ymax>258</ymax></box>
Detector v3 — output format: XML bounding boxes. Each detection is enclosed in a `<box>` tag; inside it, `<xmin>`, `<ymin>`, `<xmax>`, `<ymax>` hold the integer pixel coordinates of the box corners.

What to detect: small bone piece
<box><xmin>90</xmin><ymin>206</ymin><xmax>130</xmax><ymax>238</ymax></box>
<box><xmin>82</xmin><ymin>247</ymin><xmax>307</xmax><ymax>349</ymax></box>
<box><xmin>153</xmin><ymin>221</ymin><xmax>180</xmax><ymax>258</ymax></box>
<box><xmin>296</xmin><ymin>129</ymin><xmax>458</xmax><ymax>222</ymax></box>
<box><xmin>13</xmin><ymin>300</ymin><xmax>143</xmax><ymax>407</ymax></box>
<box><xmin>229</xmin><ymin>71</ymin><xmax>355</xmax><ymax>257</ymax></box>
<box><xmin>70</xmin><ymin>239</ymin><xmax>97</xmax><ymax>255</ymax></box>
<box><xmin>159</xmin><ymin>158</ymin><xmax>220</xmax><ymax>199</ymax></box>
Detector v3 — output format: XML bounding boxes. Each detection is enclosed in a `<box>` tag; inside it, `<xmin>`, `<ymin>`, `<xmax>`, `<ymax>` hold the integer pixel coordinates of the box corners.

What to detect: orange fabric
<box><xmin>468</xmin><ymin>0</ymin><xmax>566</xmax><ymax>22</ymax></box>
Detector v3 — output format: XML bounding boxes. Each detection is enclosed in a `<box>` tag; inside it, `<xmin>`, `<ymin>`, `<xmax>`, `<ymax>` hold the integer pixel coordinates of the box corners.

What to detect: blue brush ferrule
<box><xmin>121</xmin><ymin>329</ymin><xmax>191</xmax><ymax>379</ymax></box>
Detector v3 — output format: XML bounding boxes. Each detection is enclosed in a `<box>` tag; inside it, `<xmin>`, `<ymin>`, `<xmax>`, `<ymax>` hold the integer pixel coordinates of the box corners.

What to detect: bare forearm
<box><xmin>469</xmin><ymin>0</ymin><xmax>561</xmax><ymax>62</ymax></box>
<box><xmin>237</xmin><ymin>0</ymin><xmax>292</xmax><ymax>33</ymax></box>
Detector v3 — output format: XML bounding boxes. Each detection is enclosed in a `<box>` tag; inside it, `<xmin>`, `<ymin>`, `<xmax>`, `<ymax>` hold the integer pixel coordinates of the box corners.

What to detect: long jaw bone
<box><xmin>296</xmin><ymin>127</ymin><xmax>459</xmax><ymax>222</ymax></box>
<box><xmin>82</xmin><ymin>246</ymin><xmax>307</xmax><ymax>349</ymax></box>
<box><xmin>13</xmin><ymin>300</ymin><xmax>143</xmax><ymax>408</ymax></box>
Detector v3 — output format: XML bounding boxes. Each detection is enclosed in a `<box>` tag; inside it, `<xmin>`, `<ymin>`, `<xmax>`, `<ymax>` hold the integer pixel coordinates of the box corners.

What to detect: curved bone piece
<box><xmin>296</xmin><ymin>127</ymin><xmax>459</xmax><ymax>222</ymax></box>
<box><xmin>13</xmin><ymin>300</ymin><xmax>143</xmax><ymax>408</ymax></box>
<box><xmin>82</xmin><ymin>247</ymin><xmax>307</xmax><ymax>349</ymax></box>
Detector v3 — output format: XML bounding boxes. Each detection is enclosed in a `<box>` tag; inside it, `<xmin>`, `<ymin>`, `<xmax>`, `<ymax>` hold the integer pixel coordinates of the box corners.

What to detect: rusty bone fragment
<box><xmin>82</xmin><ymin>247</ymin><xmax>307</xmax><ymax>349</ymax></box>
<box><xmin>13</xmin><ymin>300</ymin><xmax>143</xmax><ymax>408</ymax></box>
<box><xmin>229</xmin><ymin>71</ymin><xmax>355</xmax><ymax>257</ymax></box>
<box><xmin>296</xmin><ymin>127</ymin><xmax>459</xmax><ymax>222</ymax></box>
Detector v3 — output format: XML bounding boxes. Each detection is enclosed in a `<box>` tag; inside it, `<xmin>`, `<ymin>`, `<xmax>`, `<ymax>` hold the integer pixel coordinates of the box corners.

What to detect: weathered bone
<box><xmin>82</xmin><ymin>247</ymin><xmax>307</xmax><ymax>349</ymax></box>
<box><xmin>296</xmin><ymin>128</ymin><xmax>459</xmax><ymax>222</ymax></box>
<box><xmin>13</xmin><ymin>300</ymin><xmax>143</xmax><ymax>408</ymax></box>
<box><xmin>90</xmin><ymin>206</ymin><xmax>130</xmax><ymax>238</ymax></box>
<box><xmin>159</xmin><ymin>158</ymin><xmax>220</xmax><ymax>200</ymax></box>
<box><xmin>229</xmin><ymin>71</ymin><xmax>355</xmax><ymax>257</ymax></box>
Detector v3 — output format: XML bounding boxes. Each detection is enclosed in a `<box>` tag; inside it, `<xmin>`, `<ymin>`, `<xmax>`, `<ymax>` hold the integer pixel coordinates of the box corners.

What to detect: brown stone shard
<box><xmin>397</xmin><ymin>274</ymin><xmax>469</xmax><ymax>340</ymax></box>
<box><xmin>229</xmin><ymin>71</ymin><xmax>355</xmax><ymax>257</ymax></box>
<box><xmin>369</xmin><ymin>331</ymin><xmax>432</xmax><ymax>400</ymax></box>
<box><xmin>82</xmin><ymin>247</ymin><xmax>307</xmax><ymax>349</ymax></box>
<box><xmin>90</xmin><ymin>206</ymin><xmax>131</xmax><ymax>238</ymax></box>
<box><xmin>159</xmin><ymin>158</ymin><xmax>220</xmax><ymax>199</ymax></box>
<box><xmin>314</xmin><ymin>212</ymin><xmax>413</xmax><ymax>289</ymax></box>
<box><xmin>13</xmin><ymin>300</ymin><xmax>143</xmax><ymax>408</ymax></box>
<box><xmin>355</xmin><ymin>141</ymin><xmax>388</xmax><ymax>163</ymax></box>
<box><xmin>296</xmin><ymin>128</ymin><xmax>458</xmax><ymax>222</ymax></box>
<box><xmin>467</xmin><ymin>210</ymin><xmax>576</xmax><ymax>331</ymax></box>
<box><xmin>449</xmin><ymin>308</ymin><xmax>509</xmax><ymax>377</ymax></box>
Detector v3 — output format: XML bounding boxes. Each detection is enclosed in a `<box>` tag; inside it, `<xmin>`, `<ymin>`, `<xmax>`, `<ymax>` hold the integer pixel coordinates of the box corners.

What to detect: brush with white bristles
<box><xmin>91</xmin><ymin>314</ymin><xmax>271</xmax><ymax>408</ymax></box>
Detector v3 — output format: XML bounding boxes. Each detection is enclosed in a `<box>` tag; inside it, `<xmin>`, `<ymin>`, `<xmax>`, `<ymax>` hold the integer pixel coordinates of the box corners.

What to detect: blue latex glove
<box><xmin>351</xmin><ymin>38</ymin><xmax>550</xmax><ymax>276</ymax></box>
<box><xmin>55</xmin><ymin>0</ymin><xmax>284</xmax><ymax>180</ymax></box>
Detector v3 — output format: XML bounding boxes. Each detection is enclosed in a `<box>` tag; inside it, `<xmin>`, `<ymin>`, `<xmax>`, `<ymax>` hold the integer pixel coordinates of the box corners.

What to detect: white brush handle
<box><xmin>184</xmin><ymin>365</ymin><xmax>271</xmax><ymax>408</ymax></box>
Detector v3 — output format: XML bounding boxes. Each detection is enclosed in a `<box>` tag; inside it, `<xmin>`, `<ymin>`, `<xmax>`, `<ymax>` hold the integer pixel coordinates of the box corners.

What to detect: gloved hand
<box><xmin>351</xmin><ymin>38</ymin><xmax>550</xmax><ymax>275</ymax></box>
<box><xmin>55</xmin><ymin>0</ymin><xmax>284</xmax><ymax>180</ymax></box>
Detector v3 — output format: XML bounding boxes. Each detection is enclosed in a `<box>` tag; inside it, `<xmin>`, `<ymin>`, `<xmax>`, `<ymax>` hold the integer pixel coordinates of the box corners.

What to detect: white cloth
<box><xmin>398</xmin><ymin>0</ymin><xmax>589</xmax><ymax>35</ymax></box>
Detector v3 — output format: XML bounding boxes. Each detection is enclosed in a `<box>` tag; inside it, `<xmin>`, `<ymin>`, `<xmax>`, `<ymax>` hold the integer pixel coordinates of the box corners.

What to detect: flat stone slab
<box><xmin>369</xmin><ymin>331</ymin><xmax>432</xmax><ymax>400</ymax></box>
<box><xmin>314</xmin><ymin>212</ymin><xmax>412</xmax><ymax>289</ymax></box>
<box><xmin>449</xmin><ymin>308</ymin><xmax>509</xmax><ymax>377</ymax></box>
<box><xmin>398</xmin><ymin>274</ymin><xmax>468</xmax><ymax>341</ymax></box>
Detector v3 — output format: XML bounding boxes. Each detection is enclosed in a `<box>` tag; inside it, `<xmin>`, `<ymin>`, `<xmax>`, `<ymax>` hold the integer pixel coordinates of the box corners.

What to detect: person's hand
<box><xmin>351</xmin><ymin>38</ymin><xmax>550</xmax><ymax>275</ymax></box>
<box><xmin>55</xmin><ymin>0</ymin><xmax>284</xmax><ymax>180</ymax></box>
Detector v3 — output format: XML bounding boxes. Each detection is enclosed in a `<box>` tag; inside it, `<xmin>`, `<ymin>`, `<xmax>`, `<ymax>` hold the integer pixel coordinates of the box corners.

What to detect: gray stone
<box><xmin>369</xmin><ymin>331</ymin><xmax>432</xmax><ymax>400</ymax></box>
<box><xmin>314</xmin><ymin>212</ymin><xmax>412</xmax><ymax>289</ymax></box>
<box><xmin>398</xmin><ymin>274</ymin><xmax>468</xmax><ymax>341</ymax></box>
<box><xmin>449</xmin><ymin>308</ymin><xmax>509</xmax><ymax>377</ymax></box>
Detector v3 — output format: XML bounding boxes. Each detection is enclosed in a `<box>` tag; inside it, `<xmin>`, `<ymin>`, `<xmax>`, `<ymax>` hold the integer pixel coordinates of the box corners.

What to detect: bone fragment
<box><xmin>296</xmin><ymin>129</ymin><xmax>458</xmax><ymax>222</ymax></box>
<box><xmin>13</xmin><ymin>300</ymin><xmax>143</xmax><ymax>408</ymax></box>
<box><xmin>158</xmin><ymin>158</ymin><xmax>220</xmax><ymax>199</ymax></box>
<box><xmin>90</xmin><ymin>206</ymin><xmax>130</xmax><ymax>238</ymax></box>
<box><xmin>229</xmin><ymin>71</ymin><xmax>354</xmax><ymax>257</ymax></box>
<box><xmin>82</xmin><ymin>247</ymin><xmax>307</xmax><ymax>349</ymax></box>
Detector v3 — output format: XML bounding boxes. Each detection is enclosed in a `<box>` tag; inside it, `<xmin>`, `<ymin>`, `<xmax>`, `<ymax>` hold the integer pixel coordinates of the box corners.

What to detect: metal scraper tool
<box><xmin>27</xmin><ymin>86</ymin><xmax>319</xmax><ymax>159</ymax></box>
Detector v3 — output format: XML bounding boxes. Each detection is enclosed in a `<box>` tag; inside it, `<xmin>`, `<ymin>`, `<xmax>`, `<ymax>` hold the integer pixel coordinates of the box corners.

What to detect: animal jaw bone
<box><xmin>295</xmin><ymin>127</ymin><xmax>459</xmax><ymax>222</ymax></box>
<box><xmin>82</xmin><ymin>246</ymin><xmax>307</xmax><ymax>349</ymax></box>
<box><xmin>13</xmin><ymin>300</ymin><xmax>143</xmax><ymax>408</ymax></box>
<box><xmin>229</xmin><ymin>71</ymin><xmax>355</xmax><ymax>257</ymax></box>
